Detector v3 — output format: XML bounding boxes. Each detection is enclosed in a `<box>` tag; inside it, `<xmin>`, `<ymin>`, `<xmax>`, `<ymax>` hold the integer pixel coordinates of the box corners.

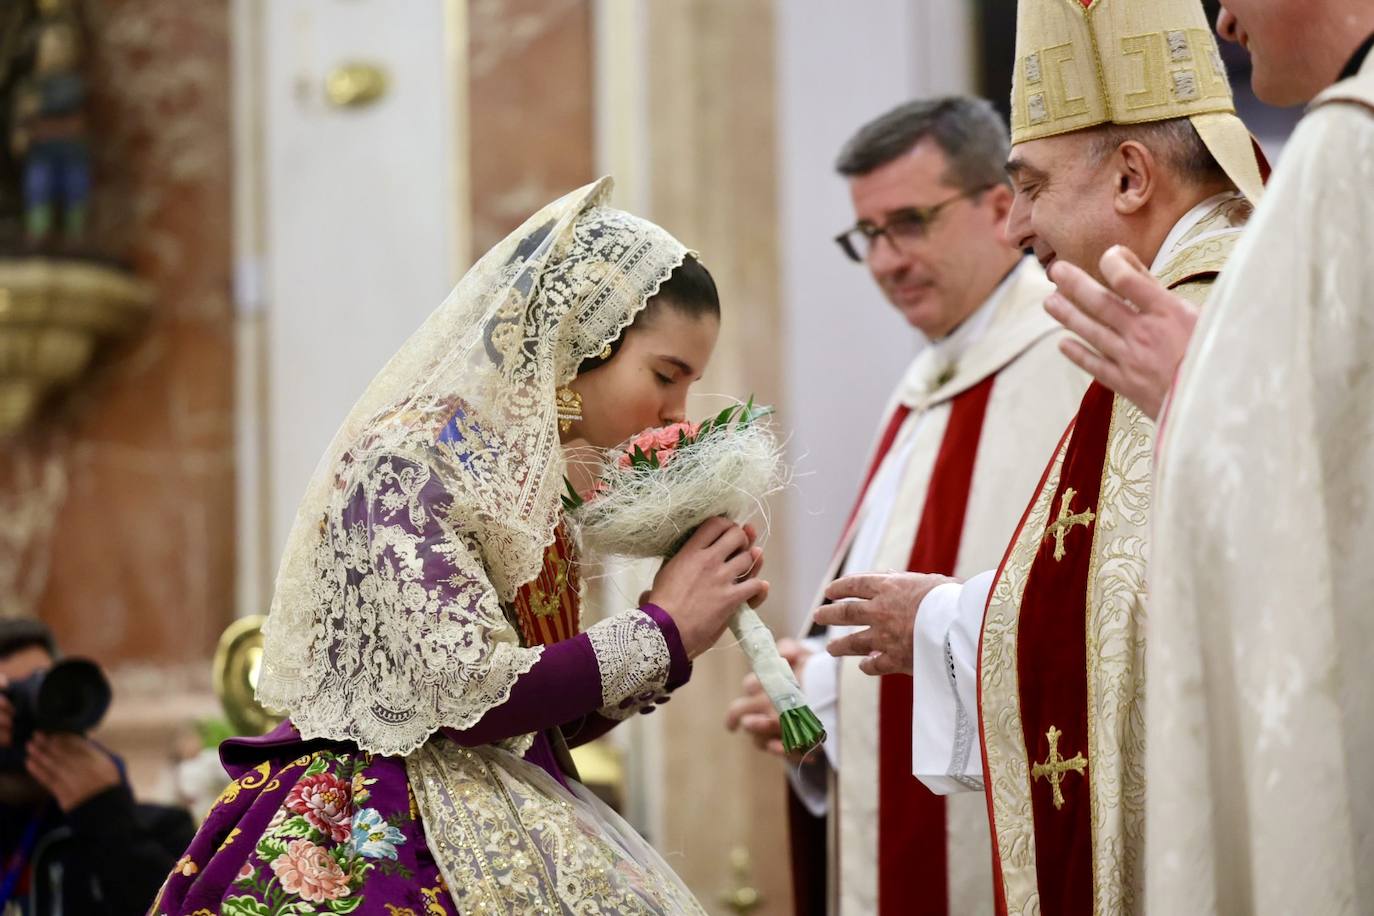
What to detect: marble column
<box><xmin>0</xmin><ymin>0</ymin><xmax>233</xmax><ymax>798</ymax></box>
<box><xmin>641</xmin><ymin>2</ymin><xmax>794</xmax><ymax>911</ymax></box>
<box><xmin>3</xmin><ymin>0</ymin><xmax>236</xmax><ymax>666</ymax></box>
<box><xmin>468</xmin><ymin>0</ymin><xmax>596</xmax><ymax>258</ymax></box>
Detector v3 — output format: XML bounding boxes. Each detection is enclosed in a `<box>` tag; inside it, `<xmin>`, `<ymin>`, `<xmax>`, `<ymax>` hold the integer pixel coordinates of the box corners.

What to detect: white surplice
<box><xmin>1145</xmin><ymin>55</ymin><xmax>1374</xmax><ymax>916</ymax></box>
<box><xmin>793</xmin><ymin>257</ymin><xmax>1089</xmax><ymax>915</ymax></box>
<box><xmin>911</xmin><ymin>191</ymin><xmax>1251</xmax><ymax>794</ymax></box>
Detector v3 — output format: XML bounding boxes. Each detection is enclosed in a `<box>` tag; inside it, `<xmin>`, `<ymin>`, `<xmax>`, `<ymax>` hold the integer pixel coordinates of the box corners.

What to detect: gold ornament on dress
<box><xmin>527</xmin><ymin>556</ymin><xmax>568</xmax><ymax>618</ymax></box>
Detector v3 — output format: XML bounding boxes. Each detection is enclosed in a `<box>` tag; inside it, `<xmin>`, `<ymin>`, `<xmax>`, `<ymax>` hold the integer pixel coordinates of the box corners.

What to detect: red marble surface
<box><xmin>1</xmin><ymin>0</ymin><xmax>234</xmax><ymax>668</ymax></box>
<box><xmin>468</xmin><ymin>0</ymin><xmax>595</xmax><ymax>258</ymax></box>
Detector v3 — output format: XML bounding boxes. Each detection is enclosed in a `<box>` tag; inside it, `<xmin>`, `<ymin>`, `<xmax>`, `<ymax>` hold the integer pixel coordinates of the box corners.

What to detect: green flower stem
<box><xmin>727</xmin><ymin>605</ymin><xmax>827</xmax><ymax>755</ymax></box>
<box><xmin>779</xmin><ymin>705</ymin><xmax>826</xmax><ymax>755</ymax></box>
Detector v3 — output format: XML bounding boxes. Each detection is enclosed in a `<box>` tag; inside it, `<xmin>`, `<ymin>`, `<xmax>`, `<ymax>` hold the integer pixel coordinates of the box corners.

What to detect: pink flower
<box><xmin>283</xmin><ymin>773</ymin><xmax>354</xmax><ymax>843</ymax></box>
<box><xmin>269</xmin><ymin>838</ymin><xmax>351</xmax><ymax>904</ymax></box>
<box><xmin>618</xmin><ymin>422</ymin><xmax>699</xmax><ymax>468</ymax></box>
<box><xmin>237</xmin><ymin>861</ymin><xmax>254</xmax><ymax>881</ymax></box>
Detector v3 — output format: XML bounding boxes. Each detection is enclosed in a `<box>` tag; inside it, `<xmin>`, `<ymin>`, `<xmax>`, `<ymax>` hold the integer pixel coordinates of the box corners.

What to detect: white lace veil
<box><xmin>256</xmin><ymin>177</ymin><xmax>691</xmax><ymax>755</ymax></box>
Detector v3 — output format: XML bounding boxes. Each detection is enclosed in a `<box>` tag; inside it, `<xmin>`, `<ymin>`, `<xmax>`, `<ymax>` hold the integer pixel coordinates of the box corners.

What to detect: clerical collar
<box><xmin>928</xmin><ymin>258</ymin><xmax>1023</xmax><ymax>369</ymax></box>
<box><xmin>1340</xmin><ymin>32</ymin><xmax>1374</xmax><ymax>81</ymax></box>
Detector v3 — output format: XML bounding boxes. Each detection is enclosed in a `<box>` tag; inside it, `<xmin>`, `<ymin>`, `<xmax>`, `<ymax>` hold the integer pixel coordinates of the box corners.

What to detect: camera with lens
<box><xmin>0</xmin><ymin>658</ymin><xmax>112</xmax><ymax>771</ymax></box>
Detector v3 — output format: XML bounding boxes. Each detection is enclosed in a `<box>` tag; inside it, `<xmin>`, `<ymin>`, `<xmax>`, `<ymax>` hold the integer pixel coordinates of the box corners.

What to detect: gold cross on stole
<box><xmin>1032</xmin><ymin>725</ymin><xmax>1087</xmax><ymax>810</ymax></box>
<box><xmin>1044</xmin><ymin>487</ymin><xmax>1095</xmax><ymax>561</ymax></box>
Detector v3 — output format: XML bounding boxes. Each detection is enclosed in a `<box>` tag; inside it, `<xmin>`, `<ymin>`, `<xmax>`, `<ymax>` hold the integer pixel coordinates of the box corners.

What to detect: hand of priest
<box><xmin>815</xmin><ymin>572</ymin><xmax>956</xmax><ymax>676</ymax></box>
<box><xmin>724</xmin><ymin>638</ymin><xmax>811</xmax><ymax>757</ymax></box>
<box><xmin>1044</xmin><ymin>246</ymin><xmax>1198</xmax><ymax>420</ymax></box>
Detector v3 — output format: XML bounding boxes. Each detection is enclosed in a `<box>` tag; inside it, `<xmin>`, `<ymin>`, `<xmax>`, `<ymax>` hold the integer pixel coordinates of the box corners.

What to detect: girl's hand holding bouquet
<box><xmin>647</xmin><ymin>517</ymin><xmax>767</xmax><ymax>658</ymax></box>
<box><xmin>567</xmin><ymin>400</ymin><xmax>825</xmax><ymax>754</ymax></box>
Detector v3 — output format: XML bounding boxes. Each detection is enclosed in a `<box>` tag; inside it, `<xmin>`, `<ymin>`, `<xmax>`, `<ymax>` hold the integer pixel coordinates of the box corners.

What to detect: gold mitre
<box><xmin>1010</xmin><ymin>0</ymin><xmax>1264</xmax><ymax>202</ymax></box>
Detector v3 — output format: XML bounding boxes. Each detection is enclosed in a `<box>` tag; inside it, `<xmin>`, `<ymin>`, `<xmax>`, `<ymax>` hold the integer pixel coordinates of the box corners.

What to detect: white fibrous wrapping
<box><xmin>576</xmin><ymin>422</ymin><xmax>784</xmax><ymax>558</ymax></box>
<box><xmin>574</xmin><ymin>420</ymin><xmax>811</xmax><ymax>722</ymax></box>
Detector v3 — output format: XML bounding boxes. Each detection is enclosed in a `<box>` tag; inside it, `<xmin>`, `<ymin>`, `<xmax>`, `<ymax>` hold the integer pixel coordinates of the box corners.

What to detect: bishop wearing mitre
<box><xmin>818</xmin><ymin>1</ymin><xmax>1268</xmax><ymax>913</ymax></box>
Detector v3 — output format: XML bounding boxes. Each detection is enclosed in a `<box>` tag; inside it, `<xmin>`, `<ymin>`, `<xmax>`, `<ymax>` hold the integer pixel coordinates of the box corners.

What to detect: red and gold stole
<box><xmin>788</xmin><ymin>399</ymin><xmax>920</xmax><ymax>916</ymax></box>
<box><xmin>979</xmin><ymin>238</ymin><xmax>1237</xmax><ymax>915</ymax></box>
<box><xmin>789</xmin><ymin>377</ymin><xmax>1000</xmax><ymax>916</ymax></box>
<box><xmin>787</xmin><ymin>403</ymin><xmax>916</xmax><ymax>916</ymax></box>
<box><xmin>512</xmin><ymin>523</ymin><xmax>582</xmax><ymax>648</ymax></box>
<box><xmin>1005</xmin><ymin>381</ymin><xmax>1114</xmax><ymax>916</ymax></box>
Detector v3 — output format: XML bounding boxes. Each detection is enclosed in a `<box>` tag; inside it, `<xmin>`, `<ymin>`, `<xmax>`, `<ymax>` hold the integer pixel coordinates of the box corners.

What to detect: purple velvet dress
<box><xmin>149</xmin><ymin>580</ymin><xmax>691</xmax><ymax>915</ymax></box>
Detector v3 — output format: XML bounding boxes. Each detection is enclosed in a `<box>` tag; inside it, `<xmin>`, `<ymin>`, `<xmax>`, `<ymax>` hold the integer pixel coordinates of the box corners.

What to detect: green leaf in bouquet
<box><xmin>687</xmin><ymin>397</ymin><xmax>775</xmax><ymax>440</ymax></box>
<box><xmin>328</xmin><ymin>896</ymin><xmax>364</xmax><ymax>914</ymax></box>
<box><xmin>739</xmin><ymin>395</ymin><xmax>775</xmax><ymax>427</ymax></box>
<box><xmin>561</xmin><ymin>476</ymin><xmax>584</xmax><ymax>512</ymax></box>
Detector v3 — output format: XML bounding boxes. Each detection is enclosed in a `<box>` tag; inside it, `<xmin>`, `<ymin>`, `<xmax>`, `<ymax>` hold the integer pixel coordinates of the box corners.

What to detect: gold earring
<box><xmin>556</xmin><ymin>387</ymin><xmax>583</xmax><ymax>433</ymax></box>
<box><xmin>598</xmin><ymin>342</ymin><xmax>613</xmax><ymax>360</ymax></box>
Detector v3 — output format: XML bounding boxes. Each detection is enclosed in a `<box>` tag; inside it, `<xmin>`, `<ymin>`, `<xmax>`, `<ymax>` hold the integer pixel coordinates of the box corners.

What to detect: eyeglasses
<box><xmin>834</xmin><ymin>185</ymin><xmax>993</xmax><ymax>263</ymax></box>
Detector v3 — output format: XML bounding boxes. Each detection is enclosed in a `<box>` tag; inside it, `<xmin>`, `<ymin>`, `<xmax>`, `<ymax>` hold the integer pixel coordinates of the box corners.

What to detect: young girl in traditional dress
<box><xmin>151</xmin><ymin>178</ymin><xmax>766</xmax><ymax>915</ymax></box>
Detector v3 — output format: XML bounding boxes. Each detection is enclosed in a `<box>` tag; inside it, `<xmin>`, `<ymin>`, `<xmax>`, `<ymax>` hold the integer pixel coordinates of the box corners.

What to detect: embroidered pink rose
<box><xmin>283</xmin><ymin>773</ymin><xmax>353</xmax><ymax>843</ymax></box>
<box><xmin>237</xmin><ymin>861</ymin><xmax>254</xmax><ymax>881</ymax></box>
<box><xmin>269</xmin><ymin>838</ymin><xmax>351</xmax><ymax>904</ymax></box>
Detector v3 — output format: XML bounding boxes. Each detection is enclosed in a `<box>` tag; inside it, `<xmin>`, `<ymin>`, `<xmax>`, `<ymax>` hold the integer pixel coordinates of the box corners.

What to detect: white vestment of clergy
<box><xmin>793</xmin><ymin>257</ymin><xmax>1088</xmax><ymax>916</ymax></box>
<box><xmin>1144</xmin><ymin>53</ymin><xmax>1374</xmax><ymax>916</ymax></box>
<box><xmin>912</xmin><ymin>191</ymin><xmax>1250</xmax><ymax>915</ymax></box>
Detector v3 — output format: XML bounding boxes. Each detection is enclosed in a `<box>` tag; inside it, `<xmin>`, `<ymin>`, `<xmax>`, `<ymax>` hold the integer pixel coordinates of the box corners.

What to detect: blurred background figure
<box><xmin>0</xmin><ymin>1</ymin><xmax>1303</xmax><ymax>912</ymax></box>
<box><xmin>0</xmin><ymin>619</ymin><xmax>194</xmax><ymax>916</ymax></box>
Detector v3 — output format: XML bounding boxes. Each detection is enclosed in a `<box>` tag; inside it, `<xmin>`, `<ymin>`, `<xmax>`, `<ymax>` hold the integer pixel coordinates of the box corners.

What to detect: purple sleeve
<box><xmin>442</xmin><ymin>605</ymin><xmax>693</xmax><ymax>747</ymax></box>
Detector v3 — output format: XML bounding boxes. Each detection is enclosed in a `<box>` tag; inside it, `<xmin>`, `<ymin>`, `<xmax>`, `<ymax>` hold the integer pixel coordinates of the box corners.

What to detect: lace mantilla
<box><xmin>257</xmin><ymin>178</ymin><xmax>691</xmax><ymax>755</ymax></box>
<box><xmin>586</xmin><ymin>609</ymin><xmax>672</xmax><ymax>721</ymax></box>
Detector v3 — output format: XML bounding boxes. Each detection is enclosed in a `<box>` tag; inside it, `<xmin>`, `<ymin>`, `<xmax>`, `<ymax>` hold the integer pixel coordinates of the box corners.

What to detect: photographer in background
<box><xmin>0</xmin><ymin>619</ymin><xmax>194</xmax><ymax>915</ymax></box>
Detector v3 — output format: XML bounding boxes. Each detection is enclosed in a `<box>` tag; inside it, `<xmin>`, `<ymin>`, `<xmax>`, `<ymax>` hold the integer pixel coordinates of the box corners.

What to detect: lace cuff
<box><xmin>585</xmin><ymin>609</ymin><xmax>674</xmax><ymax>721</ymax></box>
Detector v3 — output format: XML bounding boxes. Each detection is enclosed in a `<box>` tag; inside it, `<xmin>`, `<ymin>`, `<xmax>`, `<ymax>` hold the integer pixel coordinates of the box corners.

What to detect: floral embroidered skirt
<box><xmin>150</xmin><ymin>736</ymin><xmax>705</xmax><ymax>915</ymax></box>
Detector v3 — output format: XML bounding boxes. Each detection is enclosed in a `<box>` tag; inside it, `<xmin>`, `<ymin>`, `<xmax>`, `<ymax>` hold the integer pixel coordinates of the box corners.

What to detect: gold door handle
<box><xmin>324</xmin><ymin>62</ymin><xmax>389</xmax><ymax>108</ymax></box>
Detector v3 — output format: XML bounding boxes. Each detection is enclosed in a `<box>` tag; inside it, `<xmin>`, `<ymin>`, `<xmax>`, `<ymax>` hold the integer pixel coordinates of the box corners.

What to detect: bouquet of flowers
<box><xmin>565</xmin><ymin>399</ymin><xmax>825</xmax><ymax>754</ymax></box>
